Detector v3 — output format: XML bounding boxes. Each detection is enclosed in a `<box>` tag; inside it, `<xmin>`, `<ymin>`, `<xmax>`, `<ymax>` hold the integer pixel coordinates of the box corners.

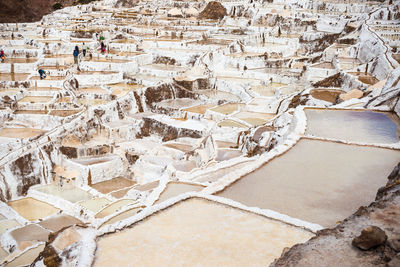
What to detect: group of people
<box><xmin>73</xmin><ymin>39</ymin><xmax>107</xmax><ymax>65</ymax></box>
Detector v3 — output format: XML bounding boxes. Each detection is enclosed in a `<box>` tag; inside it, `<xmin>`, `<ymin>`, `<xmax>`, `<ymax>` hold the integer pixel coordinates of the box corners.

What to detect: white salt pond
<box><xmin>305</xmin><ymin>109</ymin><xmax>400</xmax><ymax>144</ymax></box>
<box><xmin>35</xmin><ymin>184</ymin><xmax>92</xmax><ymax>203</ymax></box>
<box><xmin>94</xmin><ymin>198</ymin><xmax>313</xmax><ymax>266</ymax></box>
<box><xmin>217</xmin><ymin>139</ymin><xmax>400</xmax><ymax>227</ymax></box>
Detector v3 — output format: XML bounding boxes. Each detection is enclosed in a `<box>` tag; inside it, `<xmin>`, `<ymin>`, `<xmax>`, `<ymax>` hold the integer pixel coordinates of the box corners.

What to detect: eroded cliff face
<box><xmin>0</xmin><ymin>0</ymin><xmax>74</xmax><ymax>23</ymax></box>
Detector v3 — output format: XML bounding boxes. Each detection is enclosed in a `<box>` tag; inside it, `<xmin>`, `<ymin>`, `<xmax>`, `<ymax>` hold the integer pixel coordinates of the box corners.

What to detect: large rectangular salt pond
<box><xmin>94</xmin><ymin>198</ymin><xmax>313</xmax><ymax>266</ymax></box>
<box><xmin>217</xmin><ymin>139</ymin><xmax>400</xmax><ymax>227</ymax></box>
<box><xmin>305</xmin><ymin>109</ymin><xmax>400</xmax><ymax>144</ymax></box>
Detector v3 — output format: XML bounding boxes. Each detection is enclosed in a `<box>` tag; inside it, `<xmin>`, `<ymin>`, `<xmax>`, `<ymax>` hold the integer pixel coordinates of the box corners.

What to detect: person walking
<box><xmin>73</xmin><ymin>46</ymin><xmax>79</xmax><ymax>64</ymax></box>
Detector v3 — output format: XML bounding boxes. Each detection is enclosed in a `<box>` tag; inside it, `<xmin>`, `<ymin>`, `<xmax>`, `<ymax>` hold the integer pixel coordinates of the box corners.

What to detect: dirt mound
<box><xmin>199</xmin><ymin>1</ymin><xmax>227</xmax><ymax>20</ymax></box>
<box><xmin>312</xmin><ymin>73</ymin><xmax>344</xmax><ymax>88</ymax></box>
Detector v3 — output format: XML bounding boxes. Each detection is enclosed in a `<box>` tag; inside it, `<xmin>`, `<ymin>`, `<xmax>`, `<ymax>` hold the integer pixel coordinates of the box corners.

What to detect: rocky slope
<box><xmin>0</xmin><ymin>0</ymin><xmax>76</xmax><ymax>23</ymax></box>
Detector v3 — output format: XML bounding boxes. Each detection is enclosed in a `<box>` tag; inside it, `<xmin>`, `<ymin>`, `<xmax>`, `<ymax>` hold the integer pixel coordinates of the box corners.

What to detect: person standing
<box><xmin>0</xmin><ymin>50</ymin><xmax>5</xmax><ymax>63</ymax></box>
<box><xmin>100</xmin><ymin>41</ymin><xmax>105</xmax><ymax>54</ymax></box>
<box><xmin>82</xmin><ymin>43</ymin><xmax>87</xmax><ymax>57</ymax></box>
<box><xmin>73</xmin><ymin>46</ymin><xmax>79</xmax><ymax>64</ymax></box>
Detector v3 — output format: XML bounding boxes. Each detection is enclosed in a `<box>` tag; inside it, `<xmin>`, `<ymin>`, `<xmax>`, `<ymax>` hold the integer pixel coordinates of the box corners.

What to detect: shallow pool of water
<box><xmin>80</xmin><ymin>198</ymin><xmax>111</xmax><ymax>213</ymax></box>
<box><xmin>8</xmin><ymin>197</ymin><xmax>60</xmax><ymax>221</ymax></box>
<box><xmin>164</xmin><ymin>143</ymin><xmax>193</xmax><ymax>153</ymax></box>
<box><xmin>91</xmin><ymin>177</ymin><xmax>135</xmax><ymax>194</ymax></box>
<box><xmin>94</xmin><ymin>198</ymin><xmax>313</xmax><ymax>267</ymax></box>
<box><xmin>4</xmin><ymin>244</ymin><xmax>45</xmax><ymax>267</ymax></box>
<box><xmin>183</xmin><ymin>103</ymin><xmax>216</xmax><ymax>115</ymax></box>
<box><xmin>38</xmin><ymin>215</ymin><xmax>82</xmax><ymax>232</ymax></box>
<box><xmin>218</xmin><ymin>119</ymin><xmax>248</xmax><ymax>128</ymax></box>
<box><xmin>217</xmin><ymin>139</ymin><xmax>400</xmax><ymax>227</ymax></box>
<box><xmin>154</xmin><ymin>182</ymin><xmax>204</xmax><ymax>204</ymax></box>
<box><xmin>3</xmin><ymin>58</ymin><xmax>38</xmax><ymax>64</ymax></box>
<box><xmin>19</xmin><ymin>96</ymin><xmax>53</xmax><ymax>103</ymax></box>
<box><xmin>310</xmin><ymin>89</ymin><xmax>344</xmax><ymax>103</ymax></box>
<box><xmin>305</xmin><ymin>109</ymin><xmax>400</xmax><ymax>144</ymax></box>
<box><xmin>0</xmin><ymin>219</ymin><xmax>20</xmax><ymax>235</ymax></box>
<box><xmin>100</xmin><ymin>207</ymin><xmax>142</xmax><ymax>227</ymax></box>
<box><xmin>10</xmin><ymin>224</ymin><xmax>51</xmax><ymax>248</ymax></box>
<box><xmin>210</xmin><ymin>103</ymin><xmax>244</xmax><ymax>115</ymax></box>
<box><xmin>0</xmin><ymin>128</ymin><xmax>46</xmax><ymax>139</ymax></box>
<box><xmin>35</xmin><ymin>184</ymin><xmax>92</xmax><ymax>203</ymax></box>
<box><xmin>233</xmin><ymin>111</ymin><xmax>275</xmax><ymax>126</ymax></box>
<box><xmin>0</xmin><ymin>73</ymin><xmax>29</xmax><ymax>81</ymax></box>
<box><xmin>95</xmin><ymin>199</ymin><xmax>137</xmax><ymax>219</ymax></box>
<box><xmin>216</xmin><ymin>149</ymin><xmax>242</xmax><ymax>162</ymax></box>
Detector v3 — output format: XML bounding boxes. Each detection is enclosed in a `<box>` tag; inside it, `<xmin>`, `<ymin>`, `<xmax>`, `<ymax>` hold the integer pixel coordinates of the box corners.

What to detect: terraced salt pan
<box><xmin>197</xmin><ymin>90</ymin><xmax>241</xmax><ymax>102</ymax></box>
<box><xmin>2</xmin><ymin>58</ymin><xmax>38</xmax><ymax>63</ymax></box>
<box><xmin>30</xmin><ymin>76</ymin><xmax>65</xmax><ymax>81</ymax></box>
<box><xmin>310</xmin><ymin>89</ymin><xmax>344</xmax><ymax>103</ymax></box>
<box><xmin>216</xmin><ymin>140</ymin><xmax>238</xmax><ymax>148</ymax></box>
<box><xmin>10</xmin><ymin>224</ymin><xmax>51</xmax><ymax>248</ymax></box>
<box><xmin>0</xmin><ymin>128</ymin><xmax>46</xmax><ymax>139</ymax></box>
<box><xmin>183</xmin><ymin>103</ymin><xmax>216</xmax><ymax>115</ymax></box>
<box><xmin>49</xmin><ymin>110</ymin><xmax>81</xmax><ymax>117</ymax></box>
<box><xmin>216</xmin><ymin>149</ymin><xmax>242</xmax><ymax>162</ymax></box>
<box><xmin>95</xmin><ymin>199</ymin><xmax>137</xmax><ymax>219</ymax></box>
<box><xmin>14</xmin><ymin>110</ymin><xmax>48</xmax><ymax>115</ymax></box>
<box><xmin>0</xmin><ymin>219</ymin><xmax>20</xmax><ymax>235</ymax></box>
<box><xmin>305</xmin><ymin>109</ymin><xmax>400</xmax><ymax>143</ymax></box>
<box><xmin>19</xmin><ymin>96</ymin><xmax>53</xmax><ymax>103</ymax></box>
<box><xmin>100</xmin><ymin>207</ymin><xmax>142</xmax><ymax>227</ymax></box>
<box><xmin>78</xmin><ymin>99</ymin><xmax>110</xmax><ymax>106</ymax></box>
<box><xmin>163</xmin><ymin>143</ymin><xmax>193</xmax><ymax>152</ymax></box>
<box><xmin>35</xmin><ymin>184</ymin><xmax>92</xmax><ymax>203</ymax></box>
<box><xmin>91</xmin><ymin>177</ymin><xmax>136</xmax><ymax>194</ymax></box>
<box><xmin>154</xmin><ymin>182</ymin><xmax>204</xmax><ymax>204</ymax></box>
<box><xmin>217</xmin><ymin>139</ymin><xmax>400</xmax><ymax>227</ymax></box>
<box><xmin>38</xmin><ymin>215</ymin><xmax>82</xmax><ymax>232</ymax></box>
<box><xmin>0</xmin><ymin>247</ymin><xmax>7</xmax><ymax>261</ymax></box>
<box><xmin>233</xmin><ymin>111</ymin><xmax>275</xmax><ymax>126</ymax></box>
<box><xmin>71</xmin><ymin>155</ymin><xmax>117</xmax><ymax>166</ymax></box>
<box><xmin>4</xmin><ymin>244</ymin><xmax>45</xmax><ymax>267</ymax></box>
<box><xmin>218</xmin><ymin>119</ymin><xmax>248</xmax><ymax>128</ymax></box>
<box><xmin>0</xmin><ymin>73</ymin><xmax>29</xmax><ymax>81</ymax></box>
<box><xmin>7</xmin><ymin>197</ymin><xmax>59</xmax><ymax>221</ymax></box>
<box><xmin>94</xmin><ymin>198</ymin><xmax>313</xmax><ymax>267</ymax></box>
<box><xmin>80</xmin><ymin>198</ymin><xmax>111</xmax><ymax>213</ymax></box>
<box><xmin>108</xmin><ymin>83</ymin><xmax>142</xmax><ymax>96</ymax></box>
<box><xmin>133</xmin><ymin>181</ymin><xmax>160</xmax><ymax>192</ymax></box>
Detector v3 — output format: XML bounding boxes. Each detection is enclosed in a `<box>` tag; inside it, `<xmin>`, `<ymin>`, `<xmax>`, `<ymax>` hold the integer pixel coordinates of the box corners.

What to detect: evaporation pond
<box><xmin>35</xmin><ymin>184</ymin><xmax>92</xmax><ymax>203</ymax></box>
<box><xmin>4</xmin><ymin>244</ymin><xmax>45</xmax><ymax>267</ymax></box>
<box><xmin>38</xmin><ymin>215</ymin><xmax>82</xmax><ymax>232</ymax></box>
<box><xmin>217</xmin><ymin>139</ymin><xmax>400</xmax><ymax>227</ymax></box>
<box><xmin>7</xmin><ymin>197</ymin><xmax>59</xmax><ymax>221</ymax></box>
<box><xmin>154</xmin><ymin>182</ymin><xmax>204</xmax><ymax>204</ymax></box>
<box><xmin>94</xmin><ymin>198</ymin><xmax>313</xmax><ymax>267</ymax></box>
<box><xmin>305</xmin><ymin>109</ymin><xmax>400</xmax><ymax>143</ymax></box>
<box><xmin>91</xmin><ymin>177</ymin><xmax>136</xmax><ymax>194</ymax></box>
